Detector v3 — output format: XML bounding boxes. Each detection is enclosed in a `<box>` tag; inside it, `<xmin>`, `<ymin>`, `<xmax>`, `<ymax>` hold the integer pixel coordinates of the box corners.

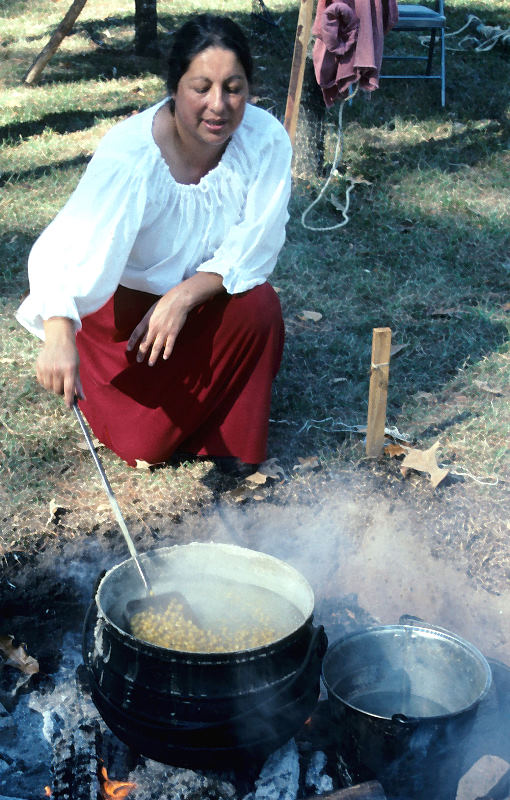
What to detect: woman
<box><xmin>16</xmin><ymin>14</ymin><xmax>292</xmax><ymax>472</ymax></box>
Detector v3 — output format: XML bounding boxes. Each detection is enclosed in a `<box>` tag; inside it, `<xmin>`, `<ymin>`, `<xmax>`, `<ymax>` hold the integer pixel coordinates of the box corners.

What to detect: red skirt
<box><xmin>75</xmin><ymin>283</ymin><xmax>284</xmax><ymax>467</ymax></box>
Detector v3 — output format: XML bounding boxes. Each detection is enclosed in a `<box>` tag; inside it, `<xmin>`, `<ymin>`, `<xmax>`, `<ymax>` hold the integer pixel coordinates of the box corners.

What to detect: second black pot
<box><xmin>322</xmin><ymin>622</ymin><xmax>492</xmax><ymax>799</ymax></box>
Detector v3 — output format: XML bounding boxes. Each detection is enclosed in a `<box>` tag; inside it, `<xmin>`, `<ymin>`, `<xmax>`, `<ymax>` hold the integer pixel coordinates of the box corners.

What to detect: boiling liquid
<box><xmin>347</xmin><ymin>689</ymin><xmax>450</xmax><ymax>718</ymax></box>
<box><xmin>131</xmin><ymin>576</ymin><xmax>305</xmax><ymax>652</ymax></box>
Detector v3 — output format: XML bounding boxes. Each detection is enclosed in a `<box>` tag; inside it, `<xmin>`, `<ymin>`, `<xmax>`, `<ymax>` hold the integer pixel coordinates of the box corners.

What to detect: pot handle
<box><xmin>399</xmin><ymin>614</ymin><xmax>456</xmax><ymax>637</ymax></box>
<box><xmin>82</xmin><ymin>595</ymin><xmax>100</xmax><ymax>670</ymax></box>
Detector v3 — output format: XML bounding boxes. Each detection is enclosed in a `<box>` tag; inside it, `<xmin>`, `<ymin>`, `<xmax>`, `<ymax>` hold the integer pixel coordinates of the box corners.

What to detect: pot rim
<box><xmin>95</xmin><ymin>542</ymin><xmax>315</xmax><ymax>656</ymax></box>
<box><xmin>322</xmin><ymin>623</ymin><xmax>492</xmax><ymax>722</ymax></box>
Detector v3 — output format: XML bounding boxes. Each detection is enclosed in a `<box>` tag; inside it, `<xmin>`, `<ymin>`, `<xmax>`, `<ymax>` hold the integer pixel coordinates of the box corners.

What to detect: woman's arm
<box><xmin>126</xmin><ymin>271</ymin><xmax>225</xmax><ymax>366</ymax></box>
<box><xmin>37</xmin><ymin>317</ymin><xmax>84</xmax><ymax>408</ymax></box>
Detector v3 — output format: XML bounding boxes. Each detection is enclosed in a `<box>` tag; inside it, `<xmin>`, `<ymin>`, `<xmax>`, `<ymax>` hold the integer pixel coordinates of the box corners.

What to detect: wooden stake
<box><xmin>306</xmin><ymin>781</ymin><xmax>387</xmax><ymax>799</ymax></box>
<box><xmin>283</xmin><ymin>0</ymin><xmax>314</xmax><ymax>146</ymax></box>
<box><xmin>23</xmin><ymin>0</ymin><xmax>88</xmax><ymax>86</ymax></box>
<box><xmin>366</xmin><ymin>327</ymin><xmax>392</xmax><ymax>457</ymax></box>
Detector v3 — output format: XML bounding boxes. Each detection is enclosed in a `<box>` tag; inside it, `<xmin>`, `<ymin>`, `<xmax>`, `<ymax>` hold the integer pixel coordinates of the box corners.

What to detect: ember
<box><xmin>100</xmin><ymin>765</ymin><xmax>136</xmax><ymax>800</ymax></box>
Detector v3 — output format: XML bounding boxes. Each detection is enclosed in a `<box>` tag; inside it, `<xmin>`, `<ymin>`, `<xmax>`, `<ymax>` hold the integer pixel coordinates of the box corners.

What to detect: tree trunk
<box><xmin>134</xmin><ymin>0</ymin><xmax>159</xmax><ymax>56</ymax></box>
<box><xmin>23</xmin><ymin>0</ymin><xmax>88</xmax><ymax>86</ymax></box>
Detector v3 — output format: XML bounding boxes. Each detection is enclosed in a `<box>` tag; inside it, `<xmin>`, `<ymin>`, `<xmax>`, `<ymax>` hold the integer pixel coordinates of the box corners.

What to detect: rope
<box><xmin>423</xmin><ymin>14</ymin><xmax>510</xmax><ymax>53</ymax></box>
<box><xmin>301</xmin><ymin>83</ymin><xmax>360</xmax><ymax>232</ymax></box>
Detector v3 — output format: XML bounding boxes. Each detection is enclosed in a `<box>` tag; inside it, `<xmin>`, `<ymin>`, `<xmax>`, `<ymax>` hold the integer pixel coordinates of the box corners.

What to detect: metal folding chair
<box><xmin>380</xmin><ymin>0</ymin><xmax>446</xmax><ymax>106</ymax></box>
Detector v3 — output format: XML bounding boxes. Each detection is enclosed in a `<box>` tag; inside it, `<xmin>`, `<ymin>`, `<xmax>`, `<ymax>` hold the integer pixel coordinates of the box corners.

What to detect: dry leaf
<box><xmin>293</xmin><ymin>455</ymin><xmax>320</xmax><ymax>472</ymax></box>
<box><xmin>257</xmin><ymin>457</ymin><xmax>285</xmax><ymax>480</ymax></box>
<box><xmin>350</xmin><ymin>175</ymin><xmax>373</xmax><ymax>186</ymax></box>
<box><xmin>385</xmin><ymin>443</ymin><xmax>407</xmax><ymax>457</ymax></box>
<box><xmin>415</xmin><ymin>391</ymin><xmax>437</xmax><ymax>403</ymax></box>
<box><xmin>231</xmin><ymin>486</ymin><xmax>251</xmax><ymax>503</ymax></box>
<box><xmin>230</xmin><ymin>484</ymin><xmax>267</xmax><ymax>502</ymax></box>
<box><xmin>47</xmin><ymin>498</ymin><xmax>68</xmax><ymax>525</ymax></box>
<box><xmin>328</xmin><ymin>194</ymin><xmax>345</xmax><ymax>212</ymax></box>
<box><xmin>400</xmin><ymin>441</ymin><xmax>449</xmax><ymax>488</ymax></box>
<box><xmin>76</xmin><ymin>436</ymin><xmax>102</xmax><ymax>451</ymax></box>
<box><xmin>299</xmin><ymin>310</ymin><xmax>323</xmax><ymax>323</ymax></box>
<box><xmin>0</xmin><ymin>635</ymin><xmax>39</xmax><ymax>676</ymax></box>
<box><xmin>502</xmin><ymin>302</ymin><xmax>510</xmax><ymax>312</ymax></box>
<box><xmin>135</xmin><ymin>459</ymin><xmax>164</xmax><ymax>469</ymax></box>
<box><xmin>390</xmin><ymin>343</ymin><xmax>408</xmax><ymax>357</ymax></box>
<box><xmin>0</xmin><ymin>357</ymin><xmax>14</xmax><ymax>364</ymax></box>
<box><xmin>473</xmin><ymin>380</ymin><xmax>503</xmax><ymax>396</ymax></box>
<box><xmin>429</xmin><ymin>307</ymin><xmax>463</xmax><ymax>318</ymax></box>
<box><xmin>245</xmin><ymin>471</ymin><xmax>268</xmax><ymax>485</ymax></box>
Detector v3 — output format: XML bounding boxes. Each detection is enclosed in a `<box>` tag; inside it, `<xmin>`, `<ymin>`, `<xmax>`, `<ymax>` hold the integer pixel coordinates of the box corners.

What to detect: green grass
<box><xmin>0</xmin><ymin>0</ymin><xmax>509</xmax><ymax>553</ymax></box>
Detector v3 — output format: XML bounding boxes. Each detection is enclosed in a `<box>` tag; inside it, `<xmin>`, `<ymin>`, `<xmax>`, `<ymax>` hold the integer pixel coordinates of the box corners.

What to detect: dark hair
<box><xmin>166</xmin><ymin>14</ymin><xmax>253</xmax><ymax>96</ymax></box>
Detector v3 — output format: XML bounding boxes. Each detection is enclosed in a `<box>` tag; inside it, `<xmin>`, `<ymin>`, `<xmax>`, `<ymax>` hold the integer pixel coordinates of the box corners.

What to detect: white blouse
<box><xmin>16</xmin><ymin>100</ymin><xmax>292</xmax><ymax>339</ymax></box>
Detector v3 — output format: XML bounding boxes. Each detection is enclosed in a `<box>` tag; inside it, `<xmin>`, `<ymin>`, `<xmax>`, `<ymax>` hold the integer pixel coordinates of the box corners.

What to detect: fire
<box><xmin>100</xmin><ymin>766</ymin><xmax>136</xmax><ymax>799</ymax></box>
<box><xmin>44</xmin><ymin>789</ymin><xmax>52</xmax><ymax>797</ymax></box>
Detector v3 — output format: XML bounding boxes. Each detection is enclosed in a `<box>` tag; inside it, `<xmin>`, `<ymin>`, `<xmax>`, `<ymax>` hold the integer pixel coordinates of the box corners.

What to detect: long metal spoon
<box><xmin>72</xmin><ymin>401</ymin><xmax>151</xmax><ymax>595</ymax></box>
<box><xmin>73</xmin><ymin>402</ymin><xmax>201</xmax><ymax>633</ymax></box>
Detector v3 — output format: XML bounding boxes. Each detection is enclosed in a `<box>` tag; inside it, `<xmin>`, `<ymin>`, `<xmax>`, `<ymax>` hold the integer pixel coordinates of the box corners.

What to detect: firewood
<box><xmin>305</xmin><ymin>781</ymin><xmax>387</xmax><ymax>800</ymax></box>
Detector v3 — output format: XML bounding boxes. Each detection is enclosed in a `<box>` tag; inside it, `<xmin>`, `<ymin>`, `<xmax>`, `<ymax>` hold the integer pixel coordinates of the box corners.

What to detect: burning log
<box><xmin>305</xmin><ymin>782</ymin><xmax>387</xmax><ymax>800</ymax></box>
<box><xmin>100</xmin><ymin>765</ymin><xmax>136</xmax><ymax>800</ymax></box>
<box><xmin>50</xmin><ymin>720</ymin><xmax>101</xmax><ymax>800</ymax></box>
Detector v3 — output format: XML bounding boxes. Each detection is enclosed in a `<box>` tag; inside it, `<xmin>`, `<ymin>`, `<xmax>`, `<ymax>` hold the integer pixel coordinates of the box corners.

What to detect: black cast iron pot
<box><xmin>82</xmin><ymin>542</ymin><xmax>327</xmax><ymax>769</ymax></box>
<box><xmin>322</xmin><ymin>621</ymin><xmax>492</xmax><ymax>799</ymax></box>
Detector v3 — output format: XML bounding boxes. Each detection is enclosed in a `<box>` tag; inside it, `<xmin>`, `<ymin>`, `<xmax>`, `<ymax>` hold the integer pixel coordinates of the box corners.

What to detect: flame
<box><xmin>100</xmin><ymin>766</ymin><xmax>137</xmax><ymax>799</ymax></box>
<box><xmin>44</xmin><ymin>789</ymin><xmax>52</xmax><ymax>797</ymax></box>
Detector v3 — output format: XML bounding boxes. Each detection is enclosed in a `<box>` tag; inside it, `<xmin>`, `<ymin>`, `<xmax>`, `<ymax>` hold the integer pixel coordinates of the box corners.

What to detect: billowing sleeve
<box><xmin>16</xmin><ymin>150</ymin><xmax>148</xmax><ymax>339</ymax></box>
<box><xmin>196</xmin><ymin>121</ymin><xmax>292</xmax><ymax>294</ymax></box>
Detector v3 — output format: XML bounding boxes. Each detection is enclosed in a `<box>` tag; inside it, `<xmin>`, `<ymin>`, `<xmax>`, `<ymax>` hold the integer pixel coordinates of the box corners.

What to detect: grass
<box><xmin>0</xmin><ymin>0</ymin><xmax>509</xmax><ymax>562</ymax></box>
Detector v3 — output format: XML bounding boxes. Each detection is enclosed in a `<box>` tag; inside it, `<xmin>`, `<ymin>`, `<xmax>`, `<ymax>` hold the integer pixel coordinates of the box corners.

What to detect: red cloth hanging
<box><xmin>76</xmin><ymin>283</ymin><xmax>284</xmax><ymax>467</ymax></box>
<box><xmin>312</xmin><ymin>0</ymin><xmax>399</xmax><ymax>106</ymax></box>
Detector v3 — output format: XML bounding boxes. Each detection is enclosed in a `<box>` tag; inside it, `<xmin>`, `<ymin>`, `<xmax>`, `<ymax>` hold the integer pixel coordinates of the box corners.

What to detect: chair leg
<box><xmin>440</xmin><ymin>27</ymin><xmax>445</xmax><ymax>106</ymax></box>
<box><xmin>426</xmin><ymin>30</ymin><xmax>436</xmax><ymax>75</ymax></box>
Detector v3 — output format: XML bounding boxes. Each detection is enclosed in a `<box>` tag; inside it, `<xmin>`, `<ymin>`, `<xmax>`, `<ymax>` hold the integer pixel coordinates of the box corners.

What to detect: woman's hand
<box><xmin>37</xmin><ymin>317</ymin><xmax>84</xmax><ymax>408</ymax></box>
<box><xmin>127</xmin><ymin>273</ymin><xmax>224</xmax><ymax>366</ymax></box>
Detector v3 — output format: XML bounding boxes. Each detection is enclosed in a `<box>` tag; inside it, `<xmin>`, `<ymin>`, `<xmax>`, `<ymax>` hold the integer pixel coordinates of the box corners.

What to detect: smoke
<box><xmin>176</xmin><ymin>484</ymin><xmax>510</xmax><ymax>665</ymax></box>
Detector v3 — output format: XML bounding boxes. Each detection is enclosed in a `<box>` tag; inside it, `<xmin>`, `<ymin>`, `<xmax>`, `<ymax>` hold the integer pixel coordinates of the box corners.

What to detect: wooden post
<box><xmin>23</xmin><ymin>0</ymin><xmax>88</xmax><ymax>85</ymax></box>
<box><xmin>366</xmin><ymin>327</ymin><xmax>392</xmax><ymax>457</ymax></box>
<box><xmin>306</xmin><ymin>781</ymin><xmax>387</xmax><ymax>799</ymax></box>
<box><xmin>283</xmin><ymin>0</ymin><xmax>314</xmax><ymax>146</ymax></box>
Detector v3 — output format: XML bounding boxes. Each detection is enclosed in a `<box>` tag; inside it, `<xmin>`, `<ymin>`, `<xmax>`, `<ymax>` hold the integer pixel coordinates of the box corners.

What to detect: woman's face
<box><xmin>173</xmin><ymin>46</ymin><xmax>249</xmax><ymax>151</ymax></box>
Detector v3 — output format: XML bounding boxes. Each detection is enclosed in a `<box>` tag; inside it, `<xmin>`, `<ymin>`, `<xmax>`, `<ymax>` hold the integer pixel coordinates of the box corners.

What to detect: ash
<box><xmin>127</xmin><ymin>760</ymin><xmax>237</xmax><ymax>800</ymax></box>
<box><xmin>305</xmin><ymin>751</ymin><xmax>334</xmax><ymax>795</ymax></box>
<box><xmin>0</xmin><ymin>631</ymin><xmax>92</xmax><ymax>799</ymax></box>
<box><xmin>246</xmin><ymin>739</ymin><xmax>300</xmax><ymax>800</ymax></box>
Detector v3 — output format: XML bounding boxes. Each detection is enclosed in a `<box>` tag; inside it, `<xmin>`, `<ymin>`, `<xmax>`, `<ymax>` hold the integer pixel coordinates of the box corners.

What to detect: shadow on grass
<box><xmin>0</xmin><ymin>104</ymin><xmax>142</xmax><ymax>144</ymax></box>
<box><xmin>0</xmin><ymin>153</ymin><xmax>90</xmax><ymax>187</ymax></box>
<box><xmin>0</xmin><ymin>231</ymin><xmax>33</xmax><ymax>299</ymax></box>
